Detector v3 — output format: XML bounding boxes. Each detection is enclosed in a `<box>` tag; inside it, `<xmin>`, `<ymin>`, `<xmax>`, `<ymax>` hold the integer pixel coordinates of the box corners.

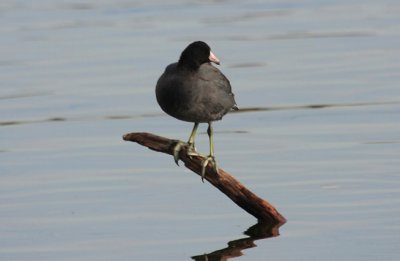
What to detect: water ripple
<box><xmin>1</xmin><ymin>100</ymin><xmax>399</xmax><ymax>127</ymax></box>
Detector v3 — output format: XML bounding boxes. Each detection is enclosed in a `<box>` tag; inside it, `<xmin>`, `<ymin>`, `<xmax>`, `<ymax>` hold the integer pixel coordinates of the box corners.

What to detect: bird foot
<box><xmin>173</xmin><ymin>141</ymin><xmax>186</xmax><ymax>165</ymax></box>
<box><xmin>173</xmin><ymin>141</ymin><xmax>201</xmax><ymax>165</ymax></box>
<box><xmin>173</xmin><ymin>141</ymin><xmax>218</xmax><ymax>183</ymax></box>
<box><xmin>201</xmin><ymin>155</ymin><xmax>218</xmax><ymax>182</ymax></box>
<box><xmin>187</xmin><ymin>143</ymin><xmax>201</xmax><ymax>158</ymax></box>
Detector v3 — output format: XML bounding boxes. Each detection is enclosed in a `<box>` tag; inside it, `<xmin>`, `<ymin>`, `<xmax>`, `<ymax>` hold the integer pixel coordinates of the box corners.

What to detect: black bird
<box><xmin>155</xmin><ymin>41</ymin><xmax>237</xmax><ymax>180</ymax></box>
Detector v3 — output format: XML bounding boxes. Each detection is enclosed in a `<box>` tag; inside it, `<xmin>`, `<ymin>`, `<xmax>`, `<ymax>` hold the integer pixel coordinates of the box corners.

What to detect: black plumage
<box><xmin>155</xmin><ymin>41</ymin><xmax>237</xmax><ymax>180</ymax></box>
<box><xmin>156</xmin><ymin>41</ymin><xmax>237</xmax><ymax>122</ymax></box>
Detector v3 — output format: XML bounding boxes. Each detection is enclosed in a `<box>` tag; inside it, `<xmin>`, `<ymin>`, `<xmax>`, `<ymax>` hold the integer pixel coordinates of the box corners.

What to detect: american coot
<box><xmin>156</xmin><ymin>41</ymin><xmax>237</xmax><ymax>180</ymax></box>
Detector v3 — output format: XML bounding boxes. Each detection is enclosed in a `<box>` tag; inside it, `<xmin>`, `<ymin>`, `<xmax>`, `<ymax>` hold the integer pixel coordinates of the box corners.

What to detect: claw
<box><xmin>200</xmin><ymin>156</ymin><xmax>218</xmax><ymax>182</ymax></box>
<box><xmin>173</xmin><ymin>141</ymin><xmax>186</xmax><ymax>165</ymax></box>
<box><xmin>187</xmin><ymin>143</ymin><xmax>200</xmax><ymax>158</ymax></box>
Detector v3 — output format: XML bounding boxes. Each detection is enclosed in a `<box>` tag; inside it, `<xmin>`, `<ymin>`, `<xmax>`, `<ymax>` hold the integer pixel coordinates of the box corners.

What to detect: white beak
<box><xmin>209</xmin><ymin>51</ymin><xmax>220</xmax><ymax>65</ymax></box>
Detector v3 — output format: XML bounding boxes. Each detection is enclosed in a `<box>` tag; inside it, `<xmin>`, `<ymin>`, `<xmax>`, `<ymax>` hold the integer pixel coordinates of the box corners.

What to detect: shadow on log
<box><xmin>123</xmin><ymin>132</ymin><xmax>286</xmax><ymax>224</ymax></box>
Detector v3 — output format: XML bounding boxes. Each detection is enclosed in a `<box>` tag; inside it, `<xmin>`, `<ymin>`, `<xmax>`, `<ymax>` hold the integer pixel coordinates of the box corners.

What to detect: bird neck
<box><xmin>178</xmin><ymin>60</ymin><xmax>200</xmax><ymax>71</ymax></box>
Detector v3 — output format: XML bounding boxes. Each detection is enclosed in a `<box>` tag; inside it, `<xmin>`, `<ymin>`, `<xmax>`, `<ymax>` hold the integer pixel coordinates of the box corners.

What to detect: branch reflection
<box><xmin>191</xmin><ymin>221</ymin><xmax>283</xmax><ymax>261</ymax></box>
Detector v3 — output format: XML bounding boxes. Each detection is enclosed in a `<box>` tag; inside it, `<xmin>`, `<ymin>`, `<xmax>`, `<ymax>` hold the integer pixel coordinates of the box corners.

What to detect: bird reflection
<box><xmin>191</xmin><ymin>221</ymin><xmax>282</xmax><ymax>261</ymax></box>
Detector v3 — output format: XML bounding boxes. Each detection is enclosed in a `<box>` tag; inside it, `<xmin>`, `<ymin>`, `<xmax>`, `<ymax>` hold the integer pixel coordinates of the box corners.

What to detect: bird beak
<box><xmin>209</xmin><ymin>51</ymin><xmax>220</xmax><ymax>65</ymax></box>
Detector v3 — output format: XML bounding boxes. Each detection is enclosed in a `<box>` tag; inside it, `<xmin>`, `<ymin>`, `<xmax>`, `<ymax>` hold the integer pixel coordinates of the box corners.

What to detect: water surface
<box><xmin>1</xmin><ymin>0</ymin><xmax>400</xmax><ymax>260</ymax></box>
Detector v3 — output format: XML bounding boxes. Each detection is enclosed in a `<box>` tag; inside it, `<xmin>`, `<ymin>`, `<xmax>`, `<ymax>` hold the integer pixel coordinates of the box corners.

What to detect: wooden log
<box><xmin>123</xmin><ymin>132</ymin><xmax>286</xmax><ymax>224</ymax></box>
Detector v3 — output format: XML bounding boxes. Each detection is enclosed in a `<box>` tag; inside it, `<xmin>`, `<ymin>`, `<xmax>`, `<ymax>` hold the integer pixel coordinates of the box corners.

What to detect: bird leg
<box><xmin>173</xmin><ymin>122</ymin><xmax>200</xmax><ymax>165</ymax></box>
<box><xmin>187</xmin><ymin>122</ymin><xmax>199</xmax><ymax>156</ymax></box>
<box><xmin>201</xmin><ymin>122</ymin><xmax>218</xmax><ymax>181</ymax></box>
<box><xmin>173</xmin><ymin>122</ymin><xmax>218</xmax><ymax>182</ymax></box>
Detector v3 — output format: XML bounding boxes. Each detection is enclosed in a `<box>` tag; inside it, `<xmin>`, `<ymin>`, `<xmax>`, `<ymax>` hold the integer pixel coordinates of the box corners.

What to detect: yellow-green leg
<box><xmin>201</xmin><ymin>122</ymin><xmax>218</xmax><ymax>181</ymax></box>
<box><xmin>187</xmin><ymin>122</ymin><xmax>199</xmax><ymax>156</ymax></box>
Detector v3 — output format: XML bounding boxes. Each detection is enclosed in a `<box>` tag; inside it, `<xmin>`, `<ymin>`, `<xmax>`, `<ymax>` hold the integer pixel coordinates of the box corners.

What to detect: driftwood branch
<box><xmin>123</xmin><ymin>132</ymin><xmax>286</xmax><ymax>224</ymax></box>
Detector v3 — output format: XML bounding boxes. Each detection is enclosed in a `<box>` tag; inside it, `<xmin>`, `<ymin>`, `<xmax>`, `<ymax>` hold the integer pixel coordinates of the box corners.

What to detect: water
<box><xmin>1</xmin><ymin>0</ymin><xmax>400</xmax><ymax>260</ymax></box>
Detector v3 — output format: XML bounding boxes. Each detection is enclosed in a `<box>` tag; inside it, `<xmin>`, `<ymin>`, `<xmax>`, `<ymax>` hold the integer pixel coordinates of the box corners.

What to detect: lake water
<box><xmin>1</xmin><ymin>0</ymin><xmax>400</xmax><ymax>260</ymax></box>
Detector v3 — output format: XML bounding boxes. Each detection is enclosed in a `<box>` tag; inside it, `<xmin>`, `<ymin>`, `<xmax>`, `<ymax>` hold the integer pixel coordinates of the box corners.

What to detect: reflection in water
<box><xmin>191</xmin><ymin>221</ymin><xmax>282</xmax><ymax>261</ymax></box>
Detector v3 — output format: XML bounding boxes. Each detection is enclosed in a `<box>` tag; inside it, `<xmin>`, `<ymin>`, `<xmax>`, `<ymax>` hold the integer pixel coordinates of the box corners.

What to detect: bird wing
<box><xmin>194</xmin><ymin>64</ymin><xmax>237</xmax><ymax>120</ymax></box>
<box><xmin>197</xmin><ymin>64</ymin><xmax>233</xmax><ymax>95</ymax></box>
